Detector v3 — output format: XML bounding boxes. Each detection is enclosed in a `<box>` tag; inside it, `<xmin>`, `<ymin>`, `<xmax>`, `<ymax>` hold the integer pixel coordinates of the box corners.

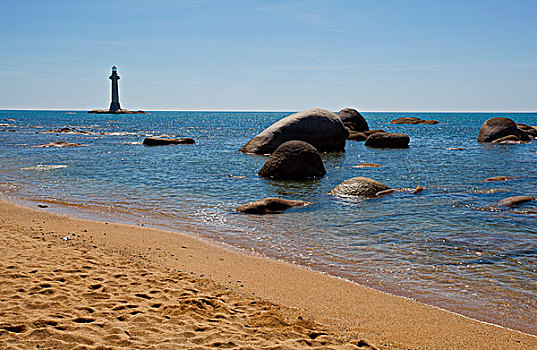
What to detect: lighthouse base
<box><xmin>88</xmin><ymin>109</ymin><xmax>147</xmax><ymax>114</ymax></box>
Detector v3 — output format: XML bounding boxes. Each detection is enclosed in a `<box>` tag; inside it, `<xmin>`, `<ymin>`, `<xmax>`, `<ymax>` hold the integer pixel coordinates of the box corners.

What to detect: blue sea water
<box><xmin>1</xmin><ymin>110</ymin><xmax>536</xmax><ymax>334</ymax></box>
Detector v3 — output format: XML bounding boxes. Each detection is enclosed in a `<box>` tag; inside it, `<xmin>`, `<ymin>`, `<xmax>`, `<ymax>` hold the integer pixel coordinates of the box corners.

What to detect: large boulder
<box><xmin>258</xmin><ymin>140</ymin><xmax>326</xmax><ymax>180</ymax></box>
<box><xmin>329</xmin><ymin>177</ymin><xmax>390</xmax><ymax>197</ymax></box>
<box><xmin>337</xmin><ymin>108</ymin><xmax>369</xmax><ymax>132</ymax></box>
<box><xmin>365</xmin><ymin>132</ymin><xmax>410</xmax><ymax>148</ymax></box>
<box><xmin>236</xmin><ymin>198</ymin><xmax>312</xmax><ymax>214</ymax></box>
<box><xmin>143</xmin><ymin>137</ymin><xmax>195</xmax><ymax>146</ymax></box>
<box><xmin>240</xmin><ymin>108</ymin><xmax>348</xmax><ymax>154</ymax></box>
<box><xmin>390</xmin><ymin>117</ymin><xmax>439</xmax><ymax>125</ymax></box>
<box><xmin>477</xmin><ymin>117</ymin><xmax>529</xmax><ymax>143</ymax></box>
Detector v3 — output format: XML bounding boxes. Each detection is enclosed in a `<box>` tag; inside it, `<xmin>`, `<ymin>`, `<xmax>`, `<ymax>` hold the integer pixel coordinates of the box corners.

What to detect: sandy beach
<box><xmin>0</xmin><ymin>198</ymin><xmax>536</xmax><ymax>350</ymax></box>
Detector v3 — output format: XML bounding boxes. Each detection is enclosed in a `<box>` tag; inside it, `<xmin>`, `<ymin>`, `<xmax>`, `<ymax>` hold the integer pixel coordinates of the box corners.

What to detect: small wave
<box><xmin>20</xmin><ymin>164</ymin><xmax>68</xmax><ymax>171</ymax></box>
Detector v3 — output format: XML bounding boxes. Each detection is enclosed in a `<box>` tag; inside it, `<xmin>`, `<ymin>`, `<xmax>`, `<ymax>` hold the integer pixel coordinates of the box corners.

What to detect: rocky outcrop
<box><xmin>329</xmin><ymin>177</ymin><xmax>390</xmax><ymax>197</ymax></box>
<box><xmin>516</xmin><ymin>124</ymin><xmax>537</xmax><ymax>138</ymax></box>
<box><xmin>236</xmin><ymin>197</ymin><xmax>312</xmax><ymax>214</ymax></box>
<box><xmin>240</xmin><ymin>108</ymin><xmax>348</xmax><ymax>154</ymax></box>
<box><xmin>390</xmin><ymin>117</ymin><xmax>439</xmax><ymax>124</ymax></box>
<box><xmin>89</xmin><ymin>109</ymin><xmax>146</xmax><ymax>114</ymax></box>
<box><xmin>32</xmin><ymin>141</ymin><xmax>85</xmax><ymax>148</ymax></box>
<box><xmin>365</xmin><ymin>133</ymin><xmax>410</xmax><ymax>148</ymax></box>
<box><xmin>142</xmin><ymin>137</ymin><xmax>195</xmax><ymax>146</ymax></box>
<box><xmin>347</xmin><ymin>129</ymin><xmax>386</xmax><ymax>142</ymax></box>
<box><xmin>258</xmin><ymin>141</ymin><xmax>326</xmax><ymax>180</ymax></box>
<box><xmin>337</xmin><ymin>108</ymin><xmax>369</xmax><ymax>132</ymax></box>
<box><xmin>495</xmin><ymin>196</ymin><xmax>534</xmax><ymax>208</ymax></box>
<box><xmin>477</xmin><ymin>117</ymin><xmax>529</xmax><ymax>143</ymax></box>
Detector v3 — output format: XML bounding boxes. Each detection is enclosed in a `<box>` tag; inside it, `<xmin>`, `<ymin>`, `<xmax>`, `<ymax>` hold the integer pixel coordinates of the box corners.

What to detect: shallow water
<box><xmin>1</xmin><ymin>110</ymin><xmax>536</xmax><ymax>334</ymax></box>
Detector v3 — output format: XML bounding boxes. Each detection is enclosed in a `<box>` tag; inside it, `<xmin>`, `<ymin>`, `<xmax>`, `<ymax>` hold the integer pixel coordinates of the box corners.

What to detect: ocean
<box><xmin>1</xmin><ymin>110</ymin><xmax>536</xmax><ymax>334</ymax></box>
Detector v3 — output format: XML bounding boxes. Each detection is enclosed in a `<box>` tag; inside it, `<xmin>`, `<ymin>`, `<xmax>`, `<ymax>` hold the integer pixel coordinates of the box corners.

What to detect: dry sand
<box><xmin>1</xmin><ymin>198</ymin><xmax>536</xmax><ymax>349</ymax></box>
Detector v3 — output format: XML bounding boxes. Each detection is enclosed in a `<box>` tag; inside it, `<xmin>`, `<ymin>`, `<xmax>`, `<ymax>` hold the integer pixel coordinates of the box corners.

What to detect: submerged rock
<box><xmin>516</xmin><ymin>123</ymin><xmax>537</xmax><ymax>139</ymax></box>
<box><xmin>329</xmin><ymin>177</ymin><xmax>390</xmax><ymax>197</ymax></box>
<box><xmin>42</xmin><ymin>127</ymin><xmax>94</xmax><ymax>135</ymax></box>
<box><xmin>142</xmin><ymin>137</ymin><xmax>195</xmax><ymax>146</ymax></box>
<box><xmin>495</xmin><ymin>196</ymin><xmax>535</xmax><ymax>208</ymax></box>
<box><xmin>477</xmin><ymin>117</ymin><xmax>529</xmax><ymax>143</ymax></box>
<box><xmin>258</xmin><ymin>140</ymin><xmax>326</xmax><ymax>180</ymax></box>
<box><xmin>236</xmin><ymin>197</ymin><xmax>312</xmax><ymax>214</ymax></box>
<box><xmin>365</xmin><ymin>132</ymin><xmax>410</xmax><ymax>148</ymax></box>
<box><xmin>240</xmin><ymin>108</ymin><xmax>348</xmax><ymax>154</ymax></box>
<box><xmin>390</xmin><ymin>117</ymin><xmax>439</xmax><ymax>125</ymax></box>
<box><xmin>337</xmin><ymin>108</ymin><xmax>369</xmax><ymax>132</ymax></box>
<box><xmin>32</xmin><ymin>141</ymin><xmax>85</xmax><ymax>148</ymax></box>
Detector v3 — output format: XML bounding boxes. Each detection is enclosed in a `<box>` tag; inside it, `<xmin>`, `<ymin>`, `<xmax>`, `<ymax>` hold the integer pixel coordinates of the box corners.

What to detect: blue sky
<box><xmin>1</xmin><ymin>0</ymin><xmax>536</xmax><ymax>111</ymax></box>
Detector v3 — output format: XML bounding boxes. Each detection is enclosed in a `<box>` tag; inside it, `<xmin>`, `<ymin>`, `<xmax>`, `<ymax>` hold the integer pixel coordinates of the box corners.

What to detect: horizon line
<box><xmin>1</xmin><ymin>108</ymin><xmax>537</xmax><ymax>113</ymax></box>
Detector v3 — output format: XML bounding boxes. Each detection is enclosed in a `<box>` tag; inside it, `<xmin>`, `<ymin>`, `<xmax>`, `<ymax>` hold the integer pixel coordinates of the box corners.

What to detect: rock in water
<box><xmin>240</xmin><ymin>108</ymin><xmax>348</xmax><ymax>154</ymax></box>
<box><xmin>516</xmin><ymin>123</ymin><xmax>537</xmax><ymax>138</ymax></box>
<box><xmin>236</xmin><ymin>198</ymin><xmax>312</xmax><ymax>214</ymax></box>
<box><xmin>495</xmin><ymin>196</ymin><xmax>535</xmax><ymax>208</ymax></box>
<box><xmin>389</xmin><ymin>117</ymin><xmax>439</xmax><ymax>124</ymax></box>
<box><xmin>365</xmin><ymin>133</ymin><xmax>410</xmax><ymax>148</ymax></box>
<box><xmin>143</xmin><ymin>137</ymin><xmax>195</xmax><ymax>146</ymax></box>
<box><xmin>258</xmin><ymin>140</ymin><xmax>326</xmax><ymax>180</ymax></box>
<box><xmin>32</xmin><ymin>141</ymin><xmax>85</xmax><ymax>148</ymax></box>
<box><xmin>329</xmin><ymin>177</ymin><xmax>390</xmax><ymax>197</ymax></box>
<box><xmin>347</xmin><ymin>129</ymin><xmax>386</xmax><ymax>142</ymax></box>
<box><xmin>477</xmin><ymin>117</ymin><xmax>529</xmax><ymax>143</ymax></box>
<box><xmin>337</xmin><ymin>108</ymin><xmax>369</xmax><ymax>132</ymax></box>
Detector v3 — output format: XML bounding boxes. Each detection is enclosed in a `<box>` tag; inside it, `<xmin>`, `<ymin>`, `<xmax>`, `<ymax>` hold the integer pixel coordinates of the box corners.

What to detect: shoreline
<box><xmin>1</xmin><ymin>197</ymin><xmax>536</xmax><ymax>349</ymax></box>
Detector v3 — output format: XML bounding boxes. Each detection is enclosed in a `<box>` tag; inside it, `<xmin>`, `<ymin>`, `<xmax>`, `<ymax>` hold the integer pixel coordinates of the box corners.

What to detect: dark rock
<box><xmin>236</xmin><ymin>198</ymin><xmax>312</xmax><ymax>214</ymax></box>
<box><xmin>390</xmin><ymin>117</ymin><xmax>439</xmax><ymax>124</ymax></box>
<box><xmin>142</xmin><ymin>137</ymin><xmax>195</xmax><ymax>146</ymax></box>
<box><xmin>477</xmin><ymin>117</ymin><xmax>529</xmax><ymax>143</ymax></box>
<box><xmin>32</xmin><ymin>141</ymin><xmax>85</xmax><ymax>148</ymax></box>
<box><xmin>258</xmin><ymin>140</ymin><xmax>326</xmax><ymax>180</ymax></box>
<box><xmin>347</xmin><ymin>129</ymin><xmax>386</xmax><ymax>142</ymax></box>
<box><xmin>516</xmin><ymin>123</ymin><xmax>537</xmax><ymax>138</ymax></box>
<box><xmin>337</xmin><ymin>108</ymin><xmax>369</xmax><ymax>132</ymax></box>
<box><xmin>329</xmin><ymin>177</ymin><xmax>390</xmax><ymax>197</ymax></box>
<box><xmin>240</xmin><ymin>108</ymin><xmax>347</xmax><ymax>154</ymax></box>
<box><xmin>495</xmin><ymin>196</ymin><xmax>534</xmax><ymax>208</ymax></box>
<box><xmin>365</xmin><ymin>133</ymin><xmax>410</xmax><ymax>148</ymax></box>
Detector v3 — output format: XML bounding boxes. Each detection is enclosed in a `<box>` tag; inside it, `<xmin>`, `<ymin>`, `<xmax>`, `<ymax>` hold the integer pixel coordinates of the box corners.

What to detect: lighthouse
<box><xmin>109</xmin><ymin>66</ymin><xmax>121</xmax><ymax>112</ymax></box>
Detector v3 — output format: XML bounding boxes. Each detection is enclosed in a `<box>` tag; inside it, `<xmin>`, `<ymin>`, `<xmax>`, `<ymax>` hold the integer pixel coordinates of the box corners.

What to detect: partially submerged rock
<box><xmin>495</xmin><ymin>196</ymin><xmax>534</xmax><ymax>208</ymax></box>
<box><xmin>236</xmin><ymin>197</ymin><xmax>312</xmax><ymax>214</ymax></box>
<box><xmin>365</xmin><ymin>133</ymin><xmax>410</xmax><ymax>148</ymax></box>
<box><xmin>329</xmin><ymin>177</ymin><xmax>390</xmax><ymax>197</ymax></box>
<box><xmin>258</xmin><ymin>140</ymin><xmax>326</xmax><ymax>180</ymax></box>
<box><xmin>352</xmin><ymin>163</ymin><xmax>383</xmax><ymax>168</ymax></box>
<box><xmin>477</xmin><ymin>117</ymin><xmax>529</xmax><ymax>143</ymax></box>
<box><xmin>347</xmin><ymin>129</ymin><xmax>386</xmax><ymax>142</ymax></box>
<box><xmin>412</xmin><ymin>186</ymin><xmax>425</xmax><ymax>194</ymax></box>
<box><xmin>337</xmin><ymin>108</ymin><xmax>369</xmax><ymax>132</ymax></box>
<box><xmin>32</xmin><ymin>141</ymin><xmax>85</xmax><ymax>148</ymax></box>
<box><xmin>516</xmin><ymin>124</ymin><xmax>537</xmax><ymax>138</ymax></box>
<box><xmin>142</xmin><ymin>137</ymin><xmax>195</xmax><ymax>146</ymax></box>
<box><xmin>390</xmin><ymin>117</ymin><xmax>439</xmax><ymax>125</ymax></box>
<box><xmin>485</xmin><ymin>176</ymin><xmax>516</xmax><ymax>182</ymax></box>
<box><xmin>240</xmin><ymin>108</ymin><xmax>348</xmax><ymax>154</ymax></box>
<box><xmin>42</xmin><ymin>127</ymin><xmax>94</xmax><ymax>135</ymax></box>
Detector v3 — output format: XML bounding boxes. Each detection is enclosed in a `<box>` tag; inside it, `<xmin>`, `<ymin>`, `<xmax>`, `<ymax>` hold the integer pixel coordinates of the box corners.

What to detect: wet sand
<box><xmin>0</xmin><ymin>198</ymin><xmax>536</xmax><ymax>349</ymax></box>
